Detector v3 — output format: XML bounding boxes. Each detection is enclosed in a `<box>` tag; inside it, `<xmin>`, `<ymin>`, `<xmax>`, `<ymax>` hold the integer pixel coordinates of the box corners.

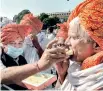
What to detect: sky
<box><xmin>0</xmin><ymin>0</ymin><xmax>83</xmax><ymax>19</ymax></box>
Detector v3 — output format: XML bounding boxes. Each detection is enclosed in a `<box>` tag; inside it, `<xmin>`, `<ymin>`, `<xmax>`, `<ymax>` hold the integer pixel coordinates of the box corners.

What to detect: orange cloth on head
<box><xmin>56</xmin><ymin>0</ymin><xmax>93</xmax><ymax>39</ymax></box>
<box><xmin>79</xmin><ymin>0</ymin><xmax>103</xmax><ymax>50</ymax></box>
<box><xmin>56</xmin><ymin>22</ymin><xmax>68</xmax><ymax>40</ymax></box>
<box><xmin>67</xmin><ymin>0</ymin><xmax>94</xmax><ymax>27</ymax></box>
<box><xmin>1</xmin><ymin>24</ymin><xmax>31</xmax><ymax>45</ymax></box>
<box><xmin>78</xmin><ymin>0</ymin><xmax>103</xmax><ymax>69</ymax></box>
<box><xmin>82</xmin><ymin>51</ymin><xmax>103</xmax><ymax>70</ymax></box>
<box><xmin>20</xmin><ymin>13</ymin><xmax>43</xmax><ymax>33</ymax></box>
<box><xmin>57</xmin><ymin>0</ymin><xmax>103</xmax><ymax>69</ymax></box>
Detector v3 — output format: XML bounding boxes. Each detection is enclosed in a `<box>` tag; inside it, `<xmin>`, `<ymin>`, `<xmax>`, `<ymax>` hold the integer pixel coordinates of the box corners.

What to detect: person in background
<box><xmin>20</xmin><ymin>13</ymin><xmax>44</xmax><ymax>63</ymax></box>
<box><xmin>47</xmin><ymin>26</ymin><xmax>55</xmax><ymax>42</ymax></box>
<box><xmin>13</xmin><ymin>9</ymin><xmax>46</xmax><ymax>50</ymax></box>
<box><xmin>55</xmin><ymin>0</ymin><xmax>103</xmax><ymax>90</ymax></box>
<box><xmin>20</xmin><ymin>13</ymin><xmax>56</xmax><ymax>76</ymax></box>
<box><xmin>0</xmin><ymin>24</ymin><xmax>66</xmax><ymax>90</ymax></box>
<box><xmin>37</xmin><ymin>30</ymin><xmax>48</xmax><ymax>50</ymax></box>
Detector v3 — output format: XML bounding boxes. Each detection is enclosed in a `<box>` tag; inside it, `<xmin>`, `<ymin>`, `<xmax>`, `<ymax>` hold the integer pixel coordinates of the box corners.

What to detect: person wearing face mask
<box><xmin>0</xmin><ymin>24</ymin><xmax>66</xmax><ymax>90</ymax></box>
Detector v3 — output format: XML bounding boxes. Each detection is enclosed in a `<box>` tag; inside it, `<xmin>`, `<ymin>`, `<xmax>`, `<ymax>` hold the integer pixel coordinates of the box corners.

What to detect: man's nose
<box><xmin>14</xmin><ymin>44</ymin><xmax>21</xmax><ymax>48</ymax></box>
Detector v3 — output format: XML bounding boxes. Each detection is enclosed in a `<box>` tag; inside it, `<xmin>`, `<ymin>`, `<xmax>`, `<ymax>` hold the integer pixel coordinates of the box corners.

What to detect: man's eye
<box><xmin>10</xmin><ymin>43</ymin><xmax>15</xmax><ymax>45</ymax></box>
<box><xmin>19</xmin><ymin>42</ymin><xmax>23</xmax><ymax>45</ymax></box>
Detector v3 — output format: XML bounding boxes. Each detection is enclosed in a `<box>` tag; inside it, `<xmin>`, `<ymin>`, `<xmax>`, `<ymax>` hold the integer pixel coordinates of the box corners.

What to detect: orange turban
<box><xmin>1</xmin><ymin>24</ymin><xmax>31</xmax><ymax>45</ymax></box>
<box><xmin>79</xmin><ymin>0</ymin><xmax>103</xmax><ymax>50</ymax></box>
<box><xmin>82</xmin><ymin>51</ymin><xmax>103</xmax><ymax>70</ymax></box>
<box><xmin>56</xmin><ymin>22</ymin><xmax>68</xmax><ymax>39</ymax></box>
<box><xmin>57</xmin><ymin>0</ymin><xmax>103</xmax><ymax>69</ymax></box>
<box><xmin>67</xmin><ymin>0</ymin><xmax>94</xmax><ymax>26</ymax></box>
<box><xmin>56</xmin><ymin>0</ymin><xmax>92</xmax><ymax>40</ymax></box>
<box><xmin>57</xmin><ymin>0</ymin><xmax>103</xmax><ymax>50</ymax></box>
<box><xmin>78</xmin><ymin>0</ymin><xmax>103</xmax><ymax>69</ymax></box>
<box><xmin>20</xmin><ymin>13</ymin><xmax>43</xmax><ymax>33</ymax></box>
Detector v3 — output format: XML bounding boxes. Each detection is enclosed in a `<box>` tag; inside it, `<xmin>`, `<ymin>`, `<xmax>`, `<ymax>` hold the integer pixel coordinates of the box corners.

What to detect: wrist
<box><xmin>58</xmin><ymin>76</ymin><xmax>64</xmax><ymax>84</ymax></box>
<box><xmin>33</xmin><ymin>62</ymin><xmax>41</xmax><ymax>72</ymax></box>
<box><xmin>58</xmin><ymin>72</ymin><xmax>67</xmax><ymax>84</ymax></box>
<box><xmin>36</xmin><ymin>61</ymin><xmax>44</xmax><ymax>72</ymax></box>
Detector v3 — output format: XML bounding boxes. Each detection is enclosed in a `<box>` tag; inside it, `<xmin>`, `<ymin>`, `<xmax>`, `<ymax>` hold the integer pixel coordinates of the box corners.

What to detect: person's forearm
<box><xmin>58</xmin><ymin>75</ymin><xmax>65</xmax><ymax>84</ymax></box>
<box><xmin>1</xmin><ymin>63</ymin><xmax>40</xmax><ymax>84</ymax></box>
<box><xmin>58</xmin><ymin>72</ymin><xmax>67</xmax><ymax>84</ymax></box>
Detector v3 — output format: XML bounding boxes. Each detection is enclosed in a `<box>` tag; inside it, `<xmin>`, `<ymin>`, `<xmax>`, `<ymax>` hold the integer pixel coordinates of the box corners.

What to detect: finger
<box><xmin>46</xmin><ymin>38</ymin><xmax>58</xmax><ymax>49</ymax></box>
<box><xmin>53</xmin><ymin>57</ymin><xmax>66</xmax><ymax>63</ymax></box>
<box><xmin>48</xmin><ymin>47</ymin><xmax>66</xmax><ymax>54</ymax></box>
<box><xmin>57</xmin><ymin>47</ymin><xmax>66</xmax><ymax>54</ymax></box>
<box><xmin>52</xmin><ymin>44</ymin><xmax>57</xmax><ymax>48</ymax></box>
<box><xmin>50</xmin><ymin>53</ymin><xmax>66</xmax><ymax>59</ymax></box>
<box><xmin>65</xmin><ymin>37</ymin><xmax>70</xmax><ymax>44</ymax></box>
<box><xmin>57</xmin><ymin>37</ymin><xmax>65</xmax><ymax>44</ymax></box>
<box><xmin>57</xmin><ymin>43</ymin><xmax>66</xmax><ymax>48</ymax></box>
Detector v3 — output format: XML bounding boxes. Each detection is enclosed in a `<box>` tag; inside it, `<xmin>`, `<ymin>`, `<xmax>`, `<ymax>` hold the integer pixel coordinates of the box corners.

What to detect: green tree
<box><xmin>43</xmin><ymin>17</ymin><xmax>60</xmax><ymax>28</ymax></box>
<box><xmin>63</xmin><ymin>17</ymin><xmax>68</xmax><ymax>22</ymax></box>
<box><xmin>38</xmin><ymin>13</ymin><xmax>49</xmax><ymax>21</ymax></box>
<box><xmin>13</xmin><ymin>9</ymin><xmax>31</xmax><ymax>24</ymax></box>
<box><xmin>53</xmin><ymin>17</ymin><xmax>61</xmax><ymax>24</ymax></box>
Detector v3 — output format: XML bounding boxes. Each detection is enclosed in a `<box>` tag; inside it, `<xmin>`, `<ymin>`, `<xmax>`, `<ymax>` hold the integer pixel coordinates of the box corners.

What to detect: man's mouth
<box><xmin>69</xmin><ymin>53</ymin><xmax>77</xmax><ymax>61</ymax></box>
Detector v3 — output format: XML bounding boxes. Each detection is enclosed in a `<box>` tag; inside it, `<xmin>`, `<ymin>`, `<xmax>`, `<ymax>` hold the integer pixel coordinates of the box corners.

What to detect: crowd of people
<box><xmin>0</xmin><ymin>0</ymin><xmax>103</xmax><ymax>90</ymax></box>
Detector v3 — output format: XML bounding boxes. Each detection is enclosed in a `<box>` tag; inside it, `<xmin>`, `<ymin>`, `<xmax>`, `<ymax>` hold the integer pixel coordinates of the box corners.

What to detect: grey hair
<box><xmin>69</xmin><ymin>17</ymin><xmax>95</xmax><ymax>43</ymax></box>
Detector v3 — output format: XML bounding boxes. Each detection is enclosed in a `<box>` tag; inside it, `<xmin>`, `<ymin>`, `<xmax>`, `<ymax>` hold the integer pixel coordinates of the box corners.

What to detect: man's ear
<box><xmin>93</xmin><ymin>43</ymin><xmax>102</xmax><ymax>53</ymax></box>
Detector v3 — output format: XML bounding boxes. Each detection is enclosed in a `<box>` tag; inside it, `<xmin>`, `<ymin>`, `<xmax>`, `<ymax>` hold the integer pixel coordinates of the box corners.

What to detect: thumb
<box><xmin>46</xmin><ymin>38</ymin><xmax>58</xmax><ymax>49</ymax></box>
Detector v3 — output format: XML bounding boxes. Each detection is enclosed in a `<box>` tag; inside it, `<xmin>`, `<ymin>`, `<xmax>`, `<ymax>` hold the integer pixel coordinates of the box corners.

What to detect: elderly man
<box><xmin>55</xmin><ymin>0</ymin><xmax>103</xmax><ymax>91</ymax></box>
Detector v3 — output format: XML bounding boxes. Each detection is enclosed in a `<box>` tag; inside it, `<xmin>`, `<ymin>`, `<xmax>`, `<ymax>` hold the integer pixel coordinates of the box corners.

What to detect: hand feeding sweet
<box><xmin>52</xmin><ymin>43</ymin><xmax>74</xmax><ymax>60</ymax></box>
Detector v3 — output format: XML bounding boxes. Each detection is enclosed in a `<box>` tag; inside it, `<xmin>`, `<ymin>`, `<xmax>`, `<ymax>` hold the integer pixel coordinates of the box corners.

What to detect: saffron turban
<box><xmin>20</xmin><ymin>13</ymin><xmax>43</xmax><ymax>33</ymax></box>
<box><xmin>57</xmin><ymin>0</ymin><xmax>103</xmax><ymax>50</ymax></box>
<box><xmin>79</xmin><ymin>0</ymin><xmax>103</xmax><ymax>50</ymax></box>
<box><xmin>78</xmin><ymin>0</ymin><xmax>103</xmax><ymax>69</ymax></box>
<box><xmin>57</xmin><ymin>0</ymin><xmax>103</xmax><ymax>69</ymax></box>
<box><xmin>1</xmin><ymin>24</ymin><xmax>31</xmax><ymax>45</ymax></box>
<box><xmin>56</xmin><ymin>22</ymin><xmax>68</xmax><ymax>39</ymax></box>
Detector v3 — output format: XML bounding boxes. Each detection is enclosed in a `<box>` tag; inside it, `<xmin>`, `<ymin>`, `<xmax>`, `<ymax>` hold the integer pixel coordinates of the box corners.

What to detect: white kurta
<box><xmin>37</xmin><ymin>32</ymin><xmax>49</xmax><ymax>50</ymax></box>
<box><xmin>23</xmin><ymin>35</ymin><xmax>53</xmax><ymax>74</ymax></box>
<box><xmin>23</xmin><ymin>36</ymin><xmax>39</xmax><ymax>64</ymax></box>
<box><xmin>60</xmin><ymin>61</ymin><xmax>103</xmax><ymax>91</ymax></box>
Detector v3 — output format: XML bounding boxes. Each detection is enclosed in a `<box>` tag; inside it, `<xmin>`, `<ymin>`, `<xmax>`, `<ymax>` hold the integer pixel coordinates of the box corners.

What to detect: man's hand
<box><xmin>37</xmin><ymin>38</ymin><xmax>67</xmax><ymax>71</ymax></box>
<box><xmin>55</xmin><ymin>59</ymin><xmax>69</xmax><ymax>84</ymax></box>
<box><xmin>37</xmin><ymin>47</ymin><xmax>66</xmax><ymax>71</ymax></box>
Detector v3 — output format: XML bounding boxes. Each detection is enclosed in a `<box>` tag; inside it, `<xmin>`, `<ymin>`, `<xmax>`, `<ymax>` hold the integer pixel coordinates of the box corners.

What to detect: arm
<box><xmin>1</xmin><ymin>46</ymin><xmax>66</xmax><ymax>84</ymax></box>
<box><xmin>55</xmin><ymin>60</ymin><xmax>69</xmax><ymax>84</ymax></box>
<box><xmin>32</xmin><ymin>35</ymin><xmax>44</xmax><ymax>58</ymax></box>
<box><xmin>1</xmin><ymin>63</ymin><xmax>40</xmax><ymax>84</ymax></box>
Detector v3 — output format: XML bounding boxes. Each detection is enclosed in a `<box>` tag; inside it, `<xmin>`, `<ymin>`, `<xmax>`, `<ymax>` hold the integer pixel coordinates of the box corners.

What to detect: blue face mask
<box><xmin>7</xmin><ymin>45</ymin><xmax>23</xmax><ymax>58</ymax></box>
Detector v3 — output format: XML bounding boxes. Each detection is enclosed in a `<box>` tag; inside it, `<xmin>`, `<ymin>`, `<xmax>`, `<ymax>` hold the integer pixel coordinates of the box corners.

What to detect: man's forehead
<box><xmin>68</xmin><ymin>24</ymin><xmax>79</xmax><ymax>36</ymax></box>
<box><xmin>68</xmin><ymin>17</ymin><xmax>80</xmax><ymax>35</ymax></box>
<box><xmin>9</xmin><ymin>38</ymin><xmax>23</xmax><ymax>43</ymax></box>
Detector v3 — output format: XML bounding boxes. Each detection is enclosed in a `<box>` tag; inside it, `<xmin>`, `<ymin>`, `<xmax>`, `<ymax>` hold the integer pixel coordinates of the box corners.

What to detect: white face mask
<box><xmin>6</xmin><ymin>45</ymin><xmax>23</xmax><ymax>58</ymax></box>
